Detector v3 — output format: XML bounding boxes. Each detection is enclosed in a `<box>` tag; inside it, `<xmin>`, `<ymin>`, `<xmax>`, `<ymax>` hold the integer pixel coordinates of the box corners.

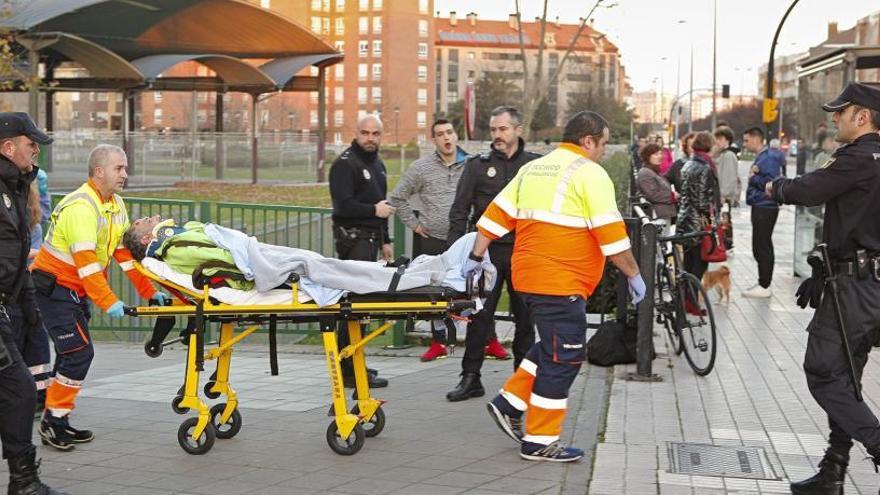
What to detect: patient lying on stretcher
<box><xmin>122</xmin><ymin>215</ymin><xmax>495</xmax><ymax>307</ymax></box>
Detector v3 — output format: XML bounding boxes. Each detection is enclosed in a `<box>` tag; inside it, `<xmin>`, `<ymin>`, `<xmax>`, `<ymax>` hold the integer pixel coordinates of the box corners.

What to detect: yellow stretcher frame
<box><xmin>126</xmin><ymin>261</ymin><xmax>474</xmax><ymax>456</ymax></box>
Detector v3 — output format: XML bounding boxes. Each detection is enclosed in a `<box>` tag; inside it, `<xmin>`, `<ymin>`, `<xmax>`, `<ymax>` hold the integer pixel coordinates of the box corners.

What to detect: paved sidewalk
<box><xmin>0</xmin><ymin>340</ymin><xmax>608</xmax><ymax>494</ymax></box>
<box><xmin>589</xmin><ymin>202</ymin><xmax>880</xmax><ymax>495</ymax></box>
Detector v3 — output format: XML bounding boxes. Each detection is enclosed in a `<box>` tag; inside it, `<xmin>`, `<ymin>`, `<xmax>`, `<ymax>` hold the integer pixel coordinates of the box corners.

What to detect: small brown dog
<box><xmin>702</xmin><ymin>265</ymin><xmax>731</xmax><ymax>303</ymax></box>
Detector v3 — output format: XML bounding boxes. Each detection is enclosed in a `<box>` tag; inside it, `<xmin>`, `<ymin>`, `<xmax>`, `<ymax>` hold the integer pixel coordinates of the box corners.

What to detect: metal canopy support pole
<box><xmin>121</xmin><ymin>91</ymin><xmax>130</xmax><ymax>169</ymax></box>
<box><xmin>125</xmin><ymin>92</ymin><xmax>137</xmax><ymax>177</ymax></box>
<box><xmin>27</xmin><ymin>49</ymin><xmax>39</xmax><ymax>122</ymax></box>
<box><xmin>317</xmin><ymin>66</ymin><xmax>327</xmax><ymax>182</ymax></box>
<box><xmin>250</xmin><ymin>93</ymin><xmax>259</xmax><ymax>185</ymax></box>
<box><xmin>215</xmin><ymin>92</ymin><xmax>224</xmax><ymax>180</ymax></box>
<box><xmin>44</xmin><ymin>89</ymin><xmax>54</xmax><ymax>172</ymax></box>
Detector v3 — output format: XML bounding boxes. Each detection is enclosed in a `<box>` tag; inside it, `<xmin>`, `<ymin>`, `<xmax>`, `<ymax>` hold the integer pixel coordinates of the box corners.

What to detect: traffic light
<box><xmin>721</xmin><ymin>84</ymin><xmax>730</xmax><ymax>98</ymax></box>
<box><xmin>763</xmin><ymin>98</ymin><xmax>779</xmax><ymax>123</ymax></box>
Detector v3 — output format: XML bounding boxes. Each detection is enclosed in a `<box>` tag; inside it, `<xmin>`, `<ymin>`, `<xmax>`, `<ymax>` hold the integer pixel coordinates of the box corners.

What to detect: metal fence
<box><xmin>54</xmin><ymin>195</ymin><xmax>408</xmax><ymax>346</ymax></box>
<box><xmin>41</xmin><ymin>130</ymin><xmax>628</xmax><ymax>189</ymax></box>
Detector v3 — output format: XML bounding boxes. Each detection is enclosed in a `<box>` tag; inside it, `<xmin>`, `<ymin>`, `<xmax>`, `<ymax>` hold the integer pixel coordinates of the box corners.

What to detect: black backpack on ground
<box><xmin>587</xmin><ymin>318</ymin><xmax>651</xmax><ymax>367</ymax></box>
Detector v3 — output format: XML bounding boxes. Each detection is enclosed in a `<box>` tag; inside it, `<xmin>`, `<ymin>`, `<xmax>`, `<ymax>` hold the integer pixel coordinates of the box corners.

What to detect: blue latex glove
<box><xmin>460</xmin><ymin>256</ymin><xmax>483</xmax><ymax>281</ymax></box>
<box><xmin>150</xmin><ymin>291</ymin><xmax>172</xmax><ymax>306</ymax></box>
<box><xmin>106</xmin><ymin>301</ymin><xmax>126</xmax><ymax>318</ymax></box>
<box><xmin>627</xmin><ymin>273</ymin><xmax>646</xmax><ymax>305</ymax></box>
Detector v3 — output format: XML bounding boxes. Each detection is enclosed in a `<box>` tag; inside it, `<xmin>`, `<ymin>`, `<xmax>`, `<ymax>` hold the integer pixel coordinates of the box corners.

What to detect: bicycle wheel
<box><xmin>675</xmin><ymin>272</ymin><xmax>717</xmax><ymax>376</ymax></box>
<box><xmin>655</xmin><ymin>261</ymin><xmax>681</xmax><ymax>354</ymax></box>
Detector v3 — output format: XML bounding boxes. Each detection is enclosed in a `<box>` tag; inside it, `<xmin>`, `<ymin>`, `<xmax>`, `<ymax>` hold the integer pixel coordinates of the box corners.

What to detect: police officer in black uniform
<box><xmin>766</xmin><ymin>82</ymin><xmax>880</xmax><ymax>495</ymax></box>
<box><xmin>0</xmin><ymin>112</ymin><xmax>67</xmax><ymax>495</ymax></box>
<box><xmin>328</xmin><ymin>114</ymin><xmax>392</xmax><ymax>389</ymax></box>
<box><xmin>445</xmin><ymin>106</ymin><xmax>541</xmax><ymax>402</ymax></box>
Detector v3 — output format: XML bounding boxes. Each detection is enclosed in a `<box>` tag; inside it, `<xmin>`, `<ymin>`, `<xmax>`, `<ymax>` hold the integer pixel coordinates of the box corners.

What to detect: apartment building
<box><xmin>434</xmin><ymin>12</ymin><xmax>626</xmax><ymax>126</ymax></box>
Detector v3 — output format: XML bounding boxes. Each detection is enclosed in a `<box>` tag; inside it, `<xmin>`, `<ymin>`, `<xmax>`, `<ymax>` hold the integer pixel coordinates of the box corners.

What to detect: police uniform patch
<box><xmin>820</xmin><ymin>158</ymin><xmax>836</xmax><ymax>169</ymax></box>
<box><xmin>363</xmin><ymin>169</ymin><xmax>372</xmax><ymax>180</ymax></box>
<box><xmin>487</xmin><ymin>166</ymin><xmax>497</xmax><ymax>178</ymax></box>
<box><xmin>2</xmin><ymin>193</ymin><xmax>10</xmax><ymax>208</ymax></box>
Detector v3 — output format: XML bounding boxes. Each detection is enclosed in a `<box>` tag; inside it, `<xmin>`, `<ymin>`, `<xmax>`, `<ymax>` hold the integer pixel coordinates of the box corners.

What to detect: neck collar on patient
<box><xmin>146</xmin><ymin>220</ymin><xmax>186</xmax><ymax>259</ymax></box>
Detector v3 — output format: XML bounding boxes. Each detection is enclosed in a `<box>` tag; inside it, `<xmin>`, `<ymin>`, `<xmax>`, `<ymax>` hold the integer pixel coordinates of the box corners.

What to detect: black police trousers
<box><xmin>0</xmin><ymin>308</ymin><xmax>37</xmax><ymax>459</ymax></box>
<box><xmin>334</xmin><ymin>231</ymin><xmax>380</xmax><ymax>379</ymax></box>
<box><xmin>803</xmin><ymin>272</ymin><xmax>880</xmax><ymax>460</ymax></box>
<box><xmin>462</xmin><ymin>243</ymin><xmax>533</xmax><ymax>373</ymax></box>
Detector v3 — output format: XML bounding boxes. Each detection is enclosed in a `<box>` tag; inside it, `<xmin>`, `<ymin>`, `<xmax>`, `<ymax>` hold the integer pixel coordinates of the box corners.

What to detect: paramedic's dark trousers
<box><xmin>335</xmin><ymin>234</ymin><xmax>379</xmax><ymax>380</ymax></box>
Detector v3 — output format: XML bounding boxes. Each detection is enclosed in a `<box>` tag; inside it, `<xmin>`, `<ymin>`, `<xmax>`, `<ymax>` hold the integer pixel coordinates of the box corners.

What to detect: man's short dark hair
<box><xmin>562</xmin><ymin>111</ymin><xmax>609</xmax><ymax>145</ymax></box>
<box><xmin>122</xmin><ymin>226</ymin><xmax>148</xmax><ymax>261</ymax></box>
<box><xmin>713</xmin><ymin>126</ymin><xmax>734</xmax><ymax>144</ymax></box>
<box><xmin>431</xmin><ymin>118</ymin><xmax>452</xmax><ymax>135</ymax></box>
<box><xmin>743</xmin><ymin>127</ymin><xmax>765</xmax><ymax>141</ymax></box>
<box><xmin>853</xmin><ymin>105</ymin><xmax>880</xmax><ymax>130</ymax></box>
<box><xmin>490</xmin><ymin>106</ymin><xmax>521</xmax><ymax>127</ymax></box>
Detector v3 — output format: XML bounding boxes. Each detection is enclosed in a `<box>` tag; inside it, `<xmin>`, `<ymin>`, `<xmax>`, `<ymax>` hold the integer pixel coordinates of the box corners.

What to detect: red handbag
<box><xmin>700</xmin><ymin>207</ymin><xmax>727</xmax><ymax>263</ymax></box>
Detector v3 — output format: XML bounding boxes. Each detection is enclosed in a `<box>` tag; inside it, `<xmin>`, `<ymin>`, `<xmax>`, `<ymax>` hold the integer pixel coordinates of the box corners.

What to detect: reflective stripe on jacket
<box><xmin>32</xmin><ymin>180</ymin><xmax>155</xmax><ymax>309</ymax></box>
<box><xmin>476</xmin><ymin>143</ymin><xmax>630</xmax><ymax>298</ymax></box>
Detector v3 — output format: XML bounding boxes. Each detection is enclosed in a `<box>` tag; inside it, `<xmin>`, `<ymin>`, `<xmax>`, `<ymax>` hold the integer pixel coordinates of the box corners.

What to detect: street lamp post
<box><xmin>765</xmin><ymin>0</ymin><xmax>801</xmax><ymax>139</ymax></box>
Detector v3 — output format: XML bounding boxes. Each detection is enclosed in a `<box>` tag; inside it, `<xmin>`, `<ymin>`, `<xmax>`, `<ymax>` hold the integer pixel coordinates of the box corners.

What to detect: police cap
<box><xmin>822</xmin><ymin>82</ymin><xmax>880</xmax><ymax>113</ymax></box>
<box><xmin>0</xmin><ymin>112</ymin><xmax>52</xmax><ymax>145</ymax></box>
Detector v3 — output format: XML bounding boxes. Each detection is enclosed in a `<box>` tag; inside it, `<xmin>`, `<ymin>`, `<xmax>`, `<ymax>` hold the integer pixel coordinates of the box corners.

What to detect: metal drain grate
<box><xmin>667</xmin><ymin>442</ymin><xmax>779</xmax><ymax>480</ymax></box>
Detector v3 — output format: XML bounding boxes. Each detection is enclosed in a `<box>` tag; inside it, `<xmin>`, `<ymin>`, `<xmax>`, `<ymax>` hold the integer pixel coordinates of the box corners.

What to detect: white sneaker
<box><xmin>742</xmin><ymin>284</ymin><xmax>772</xmax><ymax>298</ymax></box>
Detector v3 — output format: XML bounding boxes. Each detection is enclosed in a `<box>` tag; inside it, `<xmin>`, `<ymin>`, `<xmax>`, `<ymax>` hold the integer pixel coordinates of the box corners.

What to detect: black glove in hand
<box><xmin>795</xmin><ymin>254</ymin><xmax>825</xmax><ymax>309</ymax></box>
<box><xmin>21</xmin><ymin>304</ymin><xmax>44</xmax><ymax>334</ymax></box>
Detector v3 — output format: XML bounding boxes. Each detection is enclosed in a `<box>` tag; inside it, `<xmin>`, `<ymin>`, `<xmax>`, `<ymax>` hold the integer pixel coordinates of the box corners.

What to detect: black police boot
<box><xmin>446</xmin><ymin>372</ymin><xmax>485</xmax><ymax>402</ymax></box>
<box><xmin>7</xmin><ymin>445</ymin><xmax>71</xmax><ymax>495</ymax></box>
<box><xmin>789</xmin><ymin>450</ymin><xmax>847</xmax><ymax>495</ymax></box>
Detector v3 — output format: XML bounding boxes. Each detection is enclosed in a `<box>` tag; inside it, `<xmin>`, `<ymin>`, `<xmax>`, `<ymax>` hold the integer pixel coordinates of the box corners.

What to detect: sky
<box><xmin>433</xmin><ymin>0</ymin><xmax>876</xmax><ymax>96</ymax></box>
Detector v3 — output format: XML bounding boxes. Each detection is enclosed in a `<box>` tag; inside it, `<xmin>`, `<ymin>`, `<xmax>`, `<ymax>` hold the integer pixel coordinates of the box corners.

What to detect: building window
<box><xmin>448</xmin><ymin>49</ymin><xmax>458</xmax><ymax>62</ymax></box>
<box><xmin>310</xmin><ymin>110</ymin><xmax>318</xmax><ymax>125</ymax></box>
<box><xmin>311</xmin><ymin>0</ymin><xmax>321</xmax><ymax>9</ymax></box>
<box><xmin>310</xmin><ymin>91</ymin><xmax>319</xmax><ymax>103</ymax></box>
<box><xmin>334</xmin><ymin>132</ymin><xmax>342</xmax><ymax>144</ymax></box>
<box><xmin>373</xmin><ymin>40</ymin><xmax>382</xmax><ymax>56</ymax></box>
<box><xmin>97</xmin><ymin>92</ymin><xmax>108</xmax><ymax>101</ymax></box>
<box><xmin>418</xmin><ymin>19</ymin><xmax>428</xmax><ymax>37</ymax></box>
<box><xmin>336</xmin><ymin>0</ymin><xmax>345</xmax><ymax>10</ymax></box>
<box><xmin>310</xmin><ymin>66</ymin><xmax>319</xmax><ymax>76</ymax></box>
<box><xmin>373</xmin><ymin>16</ymin><xmax>382</xmax><ymax>34</ymax></box>
<box><xmin>418</xmin><ymin>43</ymin><xmax>428</xmax><ymax>59</ymax></box>
<box><xmin>154</xmin><ymin>108</ymin><xmax>163</xmax><ymax>124</ymax></box>
<box><xmin>197</xmin><ymin>92</ymin><xmax>208</xmax><ymax>103</ymax></box>
<box><xmin>71</xmin><ymin>92</ymin><xmax>80</xmax><ymax>102</ymax></box>
<box><xmin>359</xmin><ymin>40</ymin><xmax>369</xmax><ymax>57</ymax></box>
<box><xmin>334</xmin><ymin>110</ymin><xmax>344</xmax><ymax>126</ymax></box>
<box><xmin>372</xmin><ymin>63</ymin><xmax>382</xmax><ymax>79</ymax></box>
<box><xmin>358</xmin><ymin>63</ymin><xmax>368</xmax><ymax>81</ymax></box>
<box><xmin>322</xmin><ymin>17</ymin><xmax>330</xmax><ymax>35</ymax></box>
<box><xmin>359</xmin><ymin>0</ymin><xmax>368</xmax><ymax>11</ymax></box>
<box><xmin>358</xmin><ymin>110</ymin><xmax>367</xmax><ymax>120</ymax></box>
<box><xmin>322</xmin><ymin>0</ymin><xmax>330</xmax><ymax>11</ymax></box>
<box><xmin>334</xmin><ymin>40</ymin><xmax>344</xmax><ymax>52</ymax></box>
<box><xmin>153</xmin><ymin>92</ymin><xmax>162</xmax><ymax>103</ymax></box>
<box><xmin>358</xmin><ymin>87</ymin><xmax>368</xmax><ymax>104</ymax></box>
<box><xmin>335</xmin><ymin>18</ymin><xmax>345</xmax><ymax>35</ymax></box>
<box><xmin>260</xmin><ymin>0</ymin><xmax>270</xmax><ymax>8</ymax></box>
<box><xmin>417</xmin><ymin>111</ymin><xmax>426</xmax><ymax>128</ymax></box>
<box><xmin>417</xmin><ymin>88</ymin><xmax>427</xmax><ymax>105</ymax></box>
<box><xmin>310</xmin><ymin>17</ymin><xmax>321</xmax><ymax>33</ymax></box>
<box><xmin>334</xmin><ymin>86</ymin><xmax>344</xmax><ymax>103</ymax></box>
<box><xmin>417</xmin><ymin>65</ymin><xmax>427</xmax><ymax>81</ymax></box>
<box><xmin>448</xmin><ymin>91</ymin><xmax>458</xmax><ymax>101</ymax></box>
<box><xmin>373</xmin><ymin>0</ymin><xmax>382</xmax><ymax>9</ymax></box>
<box><xmin>335</xmin><ymin>62</ymin><xmax>344</xmax><ymax>80</ymax></box>
<box><xmin>467</xmin><ymin>51</ymin><xmax>475</xmax><ymax>60</ymax></box>
<box><xmin>371</xmin><ymin>86</ymin><xmax>382</xmax><ymax>103</ymax></box>
<box><xmin>359</xmin><ymin>17</ymin><xmax>368</xmax><ymax>34</ymax></box>
<box><xmin>418</xmin><ymin>0</ymin><xmax>428</xmax><ymax>14</ymax></box>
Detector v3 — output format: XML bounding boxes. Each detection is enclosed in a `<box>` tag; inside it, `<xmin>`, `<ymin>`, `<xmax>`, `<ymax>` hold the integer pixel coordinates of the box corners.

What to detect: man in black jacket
<box><xmin>328</xmin><ymin>114</ymin><xmax>393</xmax><ymax>388</ymax></box>
<box><xmin>445</xmin><ymin>106</ymin><xmax>540</xmax><ymax>402</ymax></box>
<box><xmin>0</xmin><ymin>112</ymin><xmax>67</xmax><ymax>495</ymax></box>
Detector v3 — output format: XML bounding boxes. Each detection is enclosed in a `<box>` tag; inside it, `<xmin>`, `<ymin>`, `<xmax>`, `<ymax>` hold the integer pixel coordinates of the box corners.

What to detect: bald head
<box><xmin>355</xmin><ymin>114</ymin><xmax>383</xmax><ymax>153</ymax></box>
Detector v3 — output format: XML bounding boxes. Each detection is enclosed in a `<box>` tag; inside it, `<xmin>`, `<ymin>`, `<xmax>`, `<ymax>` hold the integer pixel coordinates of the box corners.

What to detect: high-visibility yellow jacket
<box><xmin>32</xmin><ymin>180</ymin><xmax>156</xmax><ymax>310</ymax></box>
<box><xmin>476</xmin><ymin>143</ymin><xmax>630</xmax><ymax>299</ymax></box>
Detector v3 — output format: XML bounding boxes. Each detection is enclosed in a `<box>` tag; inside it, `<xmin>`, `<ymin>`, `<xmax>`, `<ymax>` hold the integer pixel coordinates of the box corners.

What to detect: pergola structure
<box><xmin>2</xmin><ymin>0</ymin><xmax>343</xmax><ymax>182</ymax></box>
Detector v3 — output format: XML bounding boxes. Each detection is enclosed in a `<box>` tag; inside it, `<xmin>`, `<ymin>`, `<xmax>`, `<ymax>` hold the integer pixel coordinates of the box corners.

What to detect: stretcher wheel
<box><xmin>210</xmin><ymin>403</ymin><xmax>242</xmax><ymax>439</ymax></box>
<box><xmin>171</xmin><ymin>395</ymin><xmax>189</xmax><ymax>415</ymax></box>
<box><xmin>144</xmin><ymin>342</ymin><xmax>162</xmax><ymax>358</ymax></box>
<box><xmin>326</xmin><ymin>422</ymin><xmax>365</xmax><ymax>455</ymax></box>
<box><xmin>203</xmin><ymin>382</ymin><xmax>221</xmax><ymax>399</ymax></box>
<box><xmin>177</xmin><ymin>417</ymin><xmax>215</xmax><ymax>455</ymax></box>
<box><xmin>351</xmin><ymin>405</ymin><xmax>385</xmax><ymax>438</ymax></box>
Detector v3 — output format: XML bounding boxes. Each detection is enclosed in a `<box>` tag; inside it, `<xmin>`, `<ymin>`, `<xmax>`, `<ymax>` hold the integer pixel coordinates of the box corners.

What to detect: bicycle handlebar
<box><xmin>657</xmin><ymin>228</ymin><xmax>716</xmax><ymax>244</ymax></box>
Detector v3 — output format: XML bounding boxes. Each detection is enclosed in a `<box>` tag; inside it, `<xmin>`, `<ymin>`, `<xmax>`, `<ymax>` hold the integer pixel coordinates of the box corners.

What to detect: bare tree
<box><xmin>513</xmin><ymin>0</ymin><xmax>615</xmax><ymax>140</ymax></box>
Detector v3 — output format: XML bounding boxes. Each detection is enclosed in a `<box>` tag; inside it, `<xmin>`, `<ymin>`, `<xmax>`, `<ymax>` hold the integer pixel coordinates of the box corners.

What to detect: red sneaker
<box><xmin>420</xmin><ymin>341</ymin><xmax>448</xmax><ymax>362</ymax></box>
<box><xmin>484</xmin><ymin>338</ymin><xmax>511</xmax><ymax>360</ymax></box>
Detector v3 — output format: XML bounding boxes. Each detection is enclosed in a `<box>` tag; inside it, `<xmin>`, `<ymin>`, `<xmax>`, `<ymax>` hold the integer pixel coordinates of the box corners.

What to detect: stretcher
<box><xmin>125</xmin><ymin>259</ymin><xmax>477</xmax><ymax>456</ymax></box>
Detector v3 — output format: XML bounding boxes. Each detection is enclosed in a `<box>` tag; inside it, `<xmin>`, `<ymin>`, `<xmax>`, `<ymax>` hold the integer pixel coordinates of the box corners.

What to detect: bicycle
<box><xmin>653</xmin><ymin>226</ymin><xmax>718</xmax><ymax>376</ymax></box>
